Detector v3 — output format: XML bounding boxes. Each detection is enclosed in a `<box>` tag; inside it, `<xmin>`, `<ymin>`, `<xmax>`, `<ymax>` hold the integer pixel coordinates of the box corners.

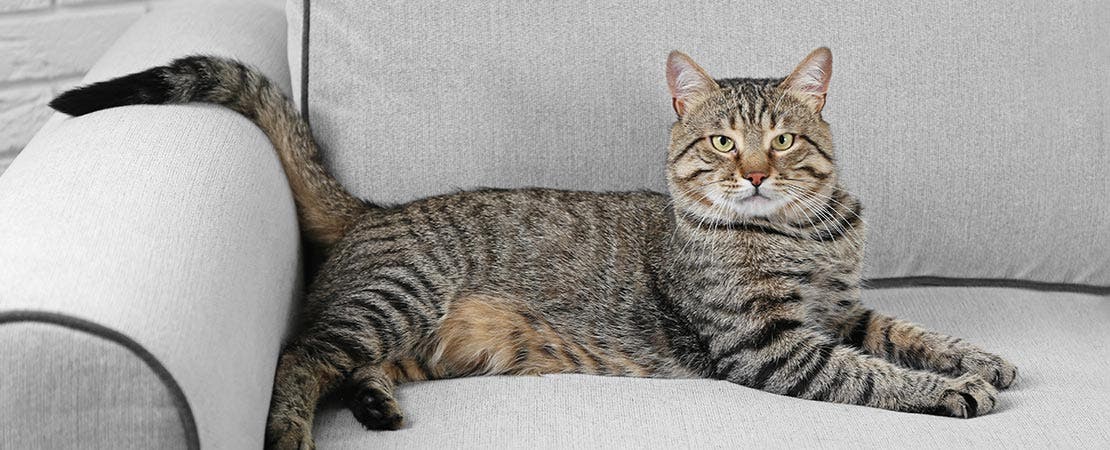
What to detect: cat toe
<box><xmin>958</xmin><ymin>351</ymin><xmax>1017</xmax><ymax>389</ymax></box>
<box><xmin>937</xmin><ymin>374</ymin><xmax>998</xmax><ymax>418</ymax></box>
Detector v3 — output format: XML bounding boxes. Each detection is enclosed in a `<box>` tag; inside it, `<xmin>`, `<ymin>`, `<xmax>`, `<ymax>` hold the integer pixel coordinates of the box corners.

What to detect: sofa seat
<box><xmin>312</xmin><ymin>285</ymin><xmax>1109</xmax><ymax>448</ymax></box>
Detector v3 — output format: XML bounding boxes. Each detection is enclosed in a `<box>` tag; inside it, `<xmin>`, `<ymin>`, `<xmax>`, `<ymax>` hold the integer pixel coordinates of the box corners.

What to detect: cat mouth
<box><xmin>708</xmin><ymin>190</ymin><xmax>783</xmax><ymax>217</ymax></box>
<box><xmin>718</xmin><ymin>189</ymin><xmax>771</xmax><ymax>202</ymax></box>
<box><xmin>740</xmin><ymin>193</ymin><xmax>771</xmax><ymax>203</ymax></box>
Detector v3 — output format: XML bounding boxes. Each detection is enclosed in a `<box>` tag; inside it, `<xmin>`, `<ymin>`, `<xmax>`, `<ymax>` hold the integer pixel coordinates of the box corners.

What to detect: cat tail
<box><xmin>49</xmin><ymin>55</ymin><xmax>369</xmax><ymax>246</ymax></box>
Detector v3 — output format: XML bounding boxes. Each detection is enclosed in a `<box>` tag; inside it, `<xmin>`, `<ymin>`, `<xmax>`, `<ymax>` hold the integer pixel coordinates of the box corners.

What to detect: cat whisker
<box><xmin>787</xmin><ymin>189</ymin><xmax>836</xmax><ymax>244</ymax></box>
<box><xmin>785</xmin><ymin>200</ymin><xmax>822</xmax><ymax>243</ymax></box>
<box><xmin>783</xmin><ymin>185</ymin><xmax>848</xmax><ymax>246</ymax></box>
<box><xmin>779</xmin><ymin>179</ymin><xmax>872</xmax><ymax>223</ymax></box>
<box><xmin>783</xmin><ymin>185</ymin><xmax>865</xmax><ymax>250</ymax></box>
<box><xmin>789</xmin><ymin>184</ymin><xmax>869</xmax><ymax>234</ymax></box>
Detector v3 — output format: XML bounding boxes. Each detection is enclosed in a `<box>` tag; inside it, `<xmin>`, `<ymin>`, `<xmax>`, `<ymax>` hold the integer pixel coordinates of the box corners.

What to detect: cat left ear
<box><xmin>779</xmin><ymin>47</ymin><xmax>833</xmax><ymax>113</ymax></box>
<box><xmin>667</xmin><ymin>51</ymin><xmax>720</xmax><ymax>118</ymax></box>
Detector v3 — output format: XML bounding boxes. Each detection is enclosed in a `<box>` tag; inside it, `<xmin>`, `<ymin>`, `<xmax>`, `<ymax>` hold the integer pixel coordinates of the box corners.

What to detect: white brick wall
<box><xmin>0</xmin><ymin>0</ymin><xmax>173</xmax><ymax>175</ymax></box>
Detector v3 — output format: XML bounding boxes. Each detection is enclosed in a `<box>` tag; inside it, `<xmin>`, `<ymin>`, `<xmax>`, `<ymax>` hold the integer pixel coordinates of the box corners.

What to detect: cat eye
<box><xmin>771</xmin><ymin>133</ymin><xmax>795</xmax><ymax>151</ymax></box>
<box><xmin>709</xmin><ymin>135</ymin><xmax>734</xmax><ymax>153</ymax></box>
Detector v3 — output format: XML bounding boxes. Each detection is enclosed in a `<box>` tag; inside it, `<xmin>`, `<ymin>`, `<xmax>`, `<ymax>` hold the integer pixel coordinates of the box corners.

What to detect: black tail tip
<box><xmin>49</xmin><ymin>67</ymin><xmax>172</xmax><ymax>117</ymax></box>
<box><xmin>49</xmin><ymin>87</ymin><xmax>99</xmax><ymax>117</ymax></box>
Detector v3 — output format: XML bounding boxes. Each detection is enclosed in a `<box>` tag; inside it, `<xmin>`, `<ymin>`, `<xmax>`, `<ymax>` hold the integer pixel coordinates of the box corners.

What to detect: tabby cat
<box><xmin>51</xmin><ymin>47</ymin><xmax>1016</xmax><ymax>449</ymax></box>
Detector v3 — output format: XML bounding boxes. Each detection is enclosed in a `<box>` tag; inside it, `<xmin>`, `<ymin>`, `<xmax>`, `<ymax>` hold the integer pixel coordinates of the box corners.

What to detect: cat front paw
<box><xmin>957</xmin><ymin>350</ymin><xmax>1017</xmax><ymax>389</ymax></box>
<box><xmin>265</xmin><ymin>414</ymin><xmax>315</xmax><ymax>450</ymax></box>
<box><xmin>931</xmin><ymin>374</ymin><xmax>998</xmax><ymax>418</ymax></box>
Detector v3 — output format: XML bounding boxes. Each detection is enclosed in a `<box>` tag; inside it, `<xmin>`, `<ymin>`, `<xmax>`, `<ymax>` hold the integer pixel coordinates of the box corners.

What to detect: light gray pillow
<box><xmin>287</xmin><ymin>0</ymin><xmax>1109</xmax><ymax>287</ymax></box>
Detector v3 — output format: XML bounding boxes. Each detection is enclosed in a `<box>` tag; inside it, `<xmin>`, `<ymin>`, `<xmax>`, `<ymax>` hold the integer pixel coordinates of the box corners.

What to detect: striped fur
<box><xmin>51</xmin><ymin>50</ymin><xmax>1016</xmax><ymax>450</ymax></box>
<box><xmin>49</xmin><ymin>56</ymin><xmax>367</xmax><ymax>246</ymax></box>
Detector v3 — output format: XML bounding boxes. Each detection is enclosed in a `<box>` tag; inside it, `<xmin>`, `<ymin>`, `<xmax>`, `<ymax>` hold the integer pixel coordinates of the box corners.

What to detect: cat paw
<box><xmin>346</xmin><ymin>385</ymin><xmax>405</xmax><ymax>430</ymax></box>
<box><xmin>957</xmin><ymin>350</ymin><xmax>1017</xmax><ymax>389</ymax></box>
<box><xmin>265</xmin><ymin>414</ymin><xmax>315</xmax><ymax>450</ymax></box>
<box><xmin>932</xmin><ymin>374</ymin><xmax>998</xmax><ymax>418</ymax></box>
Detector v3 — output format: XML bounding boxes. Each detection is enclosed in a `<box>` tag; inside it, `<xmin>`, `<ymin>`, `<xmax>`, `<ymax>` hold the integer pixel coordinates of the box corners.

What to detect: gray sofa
<box><xmin>1</xmin><ymin>1</ymin><xmax>1107</xmax><ymax>448</ymax></box>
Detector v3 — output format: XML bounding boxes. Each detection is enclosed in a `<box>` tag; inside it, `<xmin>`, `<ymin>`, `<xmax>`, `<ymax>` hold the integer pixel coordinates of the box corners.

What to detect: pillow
<box><xmin>287</xmin><ymin>0</ymin><xmax>1109</xmax><ymax>287</ymax></box>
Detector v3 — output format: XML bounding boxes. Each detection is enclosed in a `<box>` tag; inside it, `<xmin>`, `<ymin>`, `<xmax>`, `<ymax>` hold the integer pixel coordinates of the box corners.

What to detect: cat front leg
<box><xmin>708</xmin><ymin>323</ymin><xmax>998</xmax><ymax>417</ymax></box>
<box><xmin>840</xmin><ymin>309</ymin><xmax>1017</xmax><ymax>389</ymax></box>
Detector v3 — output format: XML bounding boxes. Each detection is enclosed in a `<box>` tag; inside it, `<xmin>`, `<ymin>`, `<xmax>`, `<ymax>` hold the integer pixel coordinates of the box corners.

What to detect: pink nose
<box><xmin>745</xmin><ymin>172</ymin><xmax>767</xmax><ymax>186</ymax></box>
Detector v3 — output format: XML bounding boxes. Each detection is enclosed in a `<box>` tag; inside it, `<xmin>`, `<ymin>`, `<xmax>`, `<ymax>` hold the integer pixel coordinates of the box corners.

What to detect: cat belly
<box><xmin>381</xmin><ymin>294</ymin><xmax>663</xmax><ymax>383</ymax></box>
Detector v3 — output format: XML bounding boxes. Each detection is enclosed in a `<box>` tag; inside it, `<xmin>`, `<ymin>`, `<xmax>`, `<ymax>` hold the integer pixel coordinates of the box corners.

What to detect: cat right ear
<box><xmin>666</xmin><ymin>51</ymin><xmax>719</xmax><ymax>118</ymax></box>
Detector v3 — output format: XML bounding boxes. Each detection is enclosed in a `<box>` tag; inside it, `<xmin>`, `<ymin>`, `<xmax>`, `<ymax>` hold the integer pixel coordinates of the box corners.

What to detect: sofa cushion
<box><xmin>288</xmin><ymin>0</ymin><xmax>1108</xmax><ymax>287</ymax></box>
<box><xmin>311</xmin><ymin>286</ymin><xmax>1110</xmax><ymax>447</ymax></box>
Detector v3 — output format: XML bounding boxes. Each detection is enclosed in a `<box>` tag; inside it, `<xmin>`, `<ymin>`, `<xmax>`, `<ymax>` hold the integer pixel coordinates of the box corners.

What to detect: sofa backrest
<box><xmin>287</xmin><ymin>0</ymin><xmax>1109</xmax><ymax>287</ymax></box>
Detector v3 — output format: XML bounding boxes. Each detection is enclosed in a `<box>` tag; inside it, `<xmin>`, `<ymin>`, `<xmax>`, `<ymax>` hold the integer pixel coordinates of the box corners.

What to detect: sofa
<box><xmin>1</xmin><ymin>0</ymin><xmax>1106</xmax><ymax>448</ymax></box>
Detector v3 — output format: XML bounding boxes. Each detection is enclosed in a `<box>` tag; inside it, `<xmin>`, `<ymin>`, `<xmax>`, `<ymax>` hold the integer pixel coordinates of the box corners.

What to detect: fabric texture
<box><xmin>0</xmin><ymin>320</ymin><xmax>188</xmax><ymax>450</ymax></box>
<box><xmin>0</xmin><ymin>2</ymin><xmax>299</xmax><ymax>448</ymax></box>
<box><xmin>312</xmin><ymin>286</ymin><xmax>1110</xmax><ymax>448</ymax></box>
<box><xmin>291</xmin><ymin>0</ymin><xmax>1109</xmax><ymax>287</ymax></box>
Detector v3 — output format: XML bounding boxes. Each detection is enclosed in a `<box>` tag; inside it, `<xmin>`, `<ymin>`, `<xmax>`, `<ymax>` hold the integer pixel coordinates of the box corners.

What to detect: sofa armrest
<box><xmin>0</xmin><ymin>2</ymin><xmax>297</xmax><ymax>449</ymax></box>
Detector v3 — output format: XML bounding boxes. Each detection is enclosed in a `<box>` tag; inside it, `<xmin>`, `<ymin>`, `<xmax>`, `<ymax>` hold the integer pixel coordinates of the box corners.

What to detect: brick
<box><xmin>0</xmin><ymin>152</ymin><xmax>13</xmax><ymax>175</ymax></box>
<box><xmin>0</xmin><ymin>83</ymin><xmax>54</xmax><ymax>173</ymax></box>
<box><xmin>0</xmin><ymin>4</ymin><xmax>147</xmax><ymax>83</ymax></box>
<box><xmin>51</xmin><ymin>77</ymin><xmax>82</xmax><ymax>94</ymax></box>
<box><xmin>0</xmin><ymin>0</ymin><xmax>51</xmax><ymax>13</ymax></box>
<box><xmin>57</xmin><ymin>0</ymin><xmax>143</xmax><ymax>5</ymax></box>
<box><xmin>0</xmin><ymin>152</ymin><xmax>14</xmax><ymax>176</ymax></box>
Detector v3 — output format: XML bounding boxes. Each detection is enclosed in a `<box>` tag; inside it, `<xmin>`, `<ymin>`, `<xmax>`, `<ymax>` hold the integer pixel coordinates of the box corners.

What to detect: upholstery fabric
<box><xmin>290</xmin><ymin>0</ymin><xmax>1110</xmax><ymax>287</ymax></box>
<box><xmin>0</xmin><ymin>2</ymin><xmax>299</xmax><ymax>448</ymax></box>
<box><xmin>0</xmin><ymin>321</ymin><xmax>188</xmax><ymax>450</ymax></box>
<box><xmin>313</xmin><ymin>286</ymin><xmax>1110</xmax><ymax>448</ymax></box>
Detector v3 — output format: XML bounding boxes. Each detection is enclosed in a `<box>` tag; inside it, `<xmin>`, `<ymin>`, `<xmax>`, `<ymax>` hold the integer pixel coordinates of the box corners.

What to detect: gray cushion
<box><xmin>289</xmin><ymin>0</ymin><xmax>1109</xmax><ymax>287</ymax></box>
<box><xmin>312</xmin><ymin>286</ymin><xmax>1110</xmax><ymax>447</ymax></box>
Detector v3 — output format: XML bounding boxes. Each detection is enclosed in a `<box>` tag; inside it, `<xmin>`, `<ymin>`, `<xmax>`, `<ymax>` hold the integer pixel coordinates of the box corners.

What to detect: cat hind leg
<box><xmin>343</xmin><ymin>364</ymin><xmax>405</xmax><ymax>430</ymax></box>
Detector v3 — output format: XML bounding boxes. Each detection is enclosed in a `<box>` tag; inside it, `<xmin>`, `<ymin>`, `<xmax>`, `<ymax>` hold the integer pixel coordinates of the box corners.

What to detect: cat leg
<box><xmin>267</xmin><ymin>284</ymin><xmax>436</xmax><ymax>447</ymax></box>
<box><xmin>343</xmin><ymin>364</ymin><xmax>405</xmax><ymax>430</ymax></box>
<box><xmin>711</xmin><ymin>327</ymin><xmax>998</xmax><ymax>417</ymax></box>
<box><xmin>265</xmin><ymin>338</ymin><xmax>353</xmax><ymax>450</ymax></box>
<box><xmin>841</xmin><ymin>309</ymin><xmax>1017</xmax><ymax>389</ymax></box>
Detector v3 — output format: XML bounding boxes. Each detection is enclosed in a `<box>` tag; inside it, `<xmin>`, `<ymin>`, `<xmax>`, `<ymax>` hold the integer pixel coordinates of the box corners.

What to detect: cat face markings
<box><xmin>666</xmin><ymin>49</ymin><xmax>838</xmax><ymax>225</ymax></box>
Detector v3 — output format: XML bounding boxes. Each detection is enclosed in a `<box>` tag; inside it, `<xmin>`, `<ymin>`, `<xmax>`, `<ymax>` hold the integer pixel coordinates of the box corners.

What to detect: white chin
<box><xmin>710</xmin><ymin>192</ymin><xmax>786</xmax><ymax>218</ymax></box>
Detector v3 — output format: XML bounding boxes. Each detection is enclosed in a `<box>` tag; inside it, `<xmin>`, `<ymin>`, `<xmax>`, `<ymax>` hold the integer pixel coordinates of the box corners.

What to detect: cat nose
<box><xmin>744</xmin><ymin>172</ymin><xmax>767</xmax><ymax>186</ymax></box>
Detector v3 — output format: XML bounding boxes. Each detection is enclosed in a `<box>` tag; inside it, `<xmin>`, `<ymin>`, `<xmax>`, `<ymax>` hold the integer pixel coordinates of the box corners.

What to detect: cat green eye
<box><xmin>771</xmin><ymin>133</ymin><xmax>795</xmax><ymax>151</ymax></box>
<box><xmin>709</xmin><ymin>135</ymin><xmax>734</xmax><ymax>152</ymax></box>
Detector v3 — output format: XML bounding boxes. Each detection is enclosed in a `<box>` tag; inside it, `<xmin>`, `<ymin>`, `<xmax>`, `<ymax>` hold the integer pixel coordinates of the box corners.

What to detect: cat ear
<box><xmin>779</xmin><ymin>47</ymin><xmax>833</xmax><ymax>113</ymax></box>
<box><xmin>667</xmin><ymin>51</ymin><xmax>720</xmax><ymax>118</ymax></box>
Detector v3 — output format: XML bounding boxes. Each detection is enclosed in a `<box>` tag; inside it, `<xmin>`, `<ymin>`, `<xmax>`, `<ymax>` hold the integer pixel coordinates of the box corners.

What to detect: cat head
<box><xmin>665</xmin><ymin>48</ymin><xmax>836</xmax><ymax>226</ymax></box>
